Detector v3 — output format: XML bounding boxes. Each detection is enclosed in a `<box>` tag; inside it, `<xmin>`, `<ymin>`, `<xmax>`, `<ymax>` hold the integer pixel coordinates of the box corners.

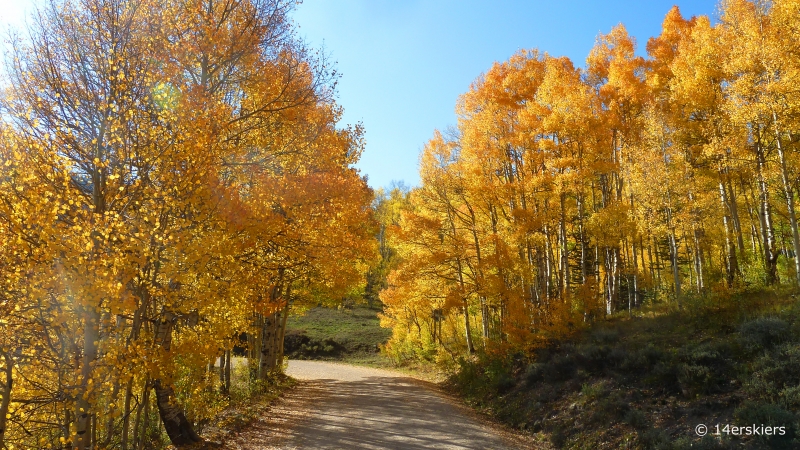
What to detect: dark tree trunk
<box><xmin>153</xmin><ymin>380</ymin><xmax>203</xmax><ymax>446</ymax></box>
<box><xmin>0</xmin><ymin>352</ymin><xmax>12</xmax><ymax>449</ymax></box>
<box><xmin>153</xmin><ymin>311</ymin><xmax>203</xmax><ymax>447</ymax></box>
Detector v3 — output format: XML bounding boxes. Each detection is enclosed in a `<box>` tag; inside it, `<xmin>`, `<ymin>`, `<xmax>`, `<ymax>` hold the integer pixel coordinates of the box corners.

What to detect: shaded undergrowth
<box><xmin>197</xmin><ymin>370</ymin><xmax>298</xmax><ymax>447</ymax></box>
<box><xmin>447</xmin><ymin>289</ymin><xmax>800</xmax><ymax>449</ymax></box>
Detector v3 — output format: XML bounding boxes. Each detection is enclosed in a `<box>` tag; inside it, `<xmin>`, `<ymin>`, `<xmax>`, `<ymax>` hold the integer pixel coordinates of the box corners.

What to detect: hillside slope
<box><xmin>448</xmin><ymin>297</ymin><xmax>800</xmax><ymax>449</ymax></box>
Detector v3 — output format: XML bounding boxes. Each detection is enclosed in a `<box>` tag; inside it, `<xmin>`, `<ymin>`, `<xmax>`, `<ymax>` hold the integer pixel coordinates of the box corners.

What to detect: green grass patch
<box><xmin>284</xmin><ymin>305</ymin><xmax>393</xmax><ymax>366</ymax></box>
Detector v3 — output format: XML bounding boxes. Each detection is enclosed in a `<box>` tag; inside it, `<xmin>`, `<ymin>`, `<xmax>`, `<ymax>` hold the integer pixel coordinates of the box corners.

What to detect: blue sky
<box><xmin>292</xmin><ymin>0</ymin><xmax>718</xmax><ymax>189</ymax></box>
<box><xmin>1</xmin><ymin>0</ymin><xmax>719</xmax><ymax>189</ymax></box>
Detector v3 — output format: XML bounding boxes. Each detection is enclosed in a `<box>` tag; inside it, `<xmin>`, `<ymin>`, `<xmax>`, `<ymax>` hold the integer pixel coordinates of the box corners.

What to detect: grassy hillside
<box><xmin>283</xmin><ymin>305</ymin><xmax>393</xmax><ymax>366</ymax></box>
<box><xmin>447</xmin><ymin>291</ymin><xmax>800</xmax><ymax>449</ymax></box>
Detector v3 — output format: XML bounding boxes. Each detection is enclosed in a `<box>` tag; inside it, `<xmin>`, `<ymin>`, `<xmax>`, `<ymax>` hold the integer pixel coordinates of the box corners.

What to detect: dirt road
<box><xmin>223</xmin><ymin>360</ymin><xmax>534</xmax><ymax>449</ymax></box>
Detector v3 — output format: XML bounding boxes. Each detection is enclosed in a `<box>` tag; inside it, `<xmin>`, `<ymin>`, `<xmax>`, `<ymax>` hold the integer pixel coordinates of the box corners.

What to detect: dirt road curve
<box><xmin>223</xmin><ymin>360</ymin><xmax>534</xmax><ymax>449</ymax></box>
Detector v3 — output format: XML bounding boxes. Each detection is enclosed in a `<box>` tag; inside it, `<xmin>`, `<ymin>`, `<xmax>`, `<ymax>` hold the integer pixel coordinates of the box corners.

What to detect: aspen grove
<box><xmin>0</xmin><ymin>0</ymin><xmax>374</xmax><ymax>448</ymax></box>
<box><xmin>381</xmin><ymin>1</ymin><xmax>800</xmax><ymax>362</ymax></box>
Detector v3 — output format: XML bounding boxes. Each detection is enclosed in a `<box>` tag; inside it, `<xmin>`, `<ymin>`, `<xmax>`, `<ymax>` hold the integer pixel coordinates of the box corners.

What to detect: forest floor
<box><xmin>219</xmin><ymin>360</ymin><xmax>538</xmax><ymax>449</ymax></box>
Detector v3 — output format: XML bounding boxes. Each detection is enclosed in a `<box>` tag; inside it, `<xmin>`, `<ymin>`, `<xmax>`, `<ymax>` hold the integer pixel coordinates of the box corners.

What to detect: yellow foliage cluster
<box><xmin>0</xmin><ymin>0</ymin><xmax>374</xmax><ymax>448</ymax></box>
<box><xmin>382</xmin><ymin>0</ymin><xmax>800</xmax><ymax>363</ymax></box>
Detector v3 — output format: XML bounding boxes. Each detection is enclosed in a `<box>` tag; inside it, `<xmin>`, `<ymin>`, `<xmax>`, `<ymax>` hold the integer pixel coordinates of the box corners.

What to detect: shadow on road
<box><xmin>277</xmin><ymin>376</ymin><xmax>513</xmax><ymax>449</ymax></box>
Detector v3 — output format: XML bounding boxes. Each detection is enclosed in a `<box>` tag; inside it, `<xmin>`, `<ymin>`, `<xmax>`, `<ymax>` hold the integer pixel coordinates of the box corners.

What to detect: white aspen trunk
<box><xmin>669</xmin><ymin>230</ymin><xmax>682</xmax><ymax>308</ymax></box>
<box><xmin>276</xmin><ymin>284</ymin><xmax>291</xmax><ymax>366</ymax></box>
<box><xmin>605</xmin><ymin>248</ymin><xmax>612</xmax><ymax>315</ymax></box>
<box><xmin>75</xmin><ymin>307</ymin><xmax>99</xmax><ymax>449</ymax></box>
<box><xmin>458</xmin><ymin>262</ymin><xmax>475</xmax><ymax>354</ymax></box>
<box><xmin>544</xmin><ymin>224</ymin><xmax>552</xmax><ymax>302</ymax></box>
<box><xmin>225</xmin><ymin>350</ymin><xmax>231</xmax><ymax>393</ymax></box>
<box><xmin>560</xmin><ymin>192</ymin><xmax>569</xmax><ymax>297</ymax></box>
<box><xmin>629</xmin><ymin>194</ymin><xmax>639</xmax><ymax>308</ymax></box>
<box><xmin>219</xmin><ymin>351</ymin><xmax>227</xmax><ymax>394</ymax></box>
<box><xmin>720</xmin><ymin>180</ymin><xmax>738</xmax><ymax>286</ymax></box>
<box><xmin>445</xmin><ymin>202</ymin><xmax>475</xmax><ymax>354</ymax></box>
<box><xmin>755</xmin><ymin>135</ymin><xmax>779</xmax><ymax>284</ymax></box>
<box><xmin>257</xmin><ymin>314</ymin><xmax>275</xmax><ymax>380</ymax></box>
<box><xmin>773</xmin><ymin>114</ymin><xmax>800</xmax><ymax>286</ymax></box>
<box><xmin>726</xmin><ymin>178</ymin><xmax>745</xmax><ymax>252</ymax></box>
<box><xmin>686</xmin><ymin>232</ymin><xmax>696</xmax><ymax>290</ymax></box>
<box><xmin>466</xmin><ymin>203</ymin><xmax>490</xmax><ymax>343</ymax></box>
<box><xmin>693</xmin><ymin>229</ymin><xmax>704</xmax><ymax>292</ymax></box>
<box><xmin>578</xmin><ymin>194</ymin><xmax>587</xmax><ymax>284</ymax></box>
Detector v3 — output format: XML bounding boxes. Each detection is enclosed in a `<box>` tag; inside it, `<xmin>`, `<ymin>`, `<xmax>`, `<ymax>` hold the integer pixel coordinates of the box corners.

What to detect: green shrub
<box><xmin>647</xmin><ymin>361</ymin><xmax>681</xmax><ymax>393</ymax></box>
<box><xmin>739</xmin><ymin>317</ymin><xmax>790</xmax><ymax>352</ymax></box>
<box><xmin>548</xmin><ymin>424</ymin><xmax>568</xmax><ymax>448</ymax></box>
<box><xmin>607</xmin><ymin>345</ymin><xmax>628</xmax><ymax>370</ymax></box>
<box><xmin>492</xmin><ymin>373</ymin><xmax>515</xmax><ymax>394</ymax></box>
<box><xmin>623</xmin><ymin>408</ymin><xmax>649</xmax><ymax>429</ymax></box>
<box><xmin>591</xmin><ymin>328</ymin><xmax>620</xmax><ymax>344</ymax></box>
<box><xmin>621</xmin><ymin>344</ymin><xmax>666</xmax><ymax>373</ymax></box>
<box><xmin>526</xmin><ymin>354</ymin><xmax>579</xmax><ymax>383</ymax></box>
<box><xmin>733</xmin><ymin>401</ymin><xmax>797</xmax><ymax>449</ymax></box>
<box><xmin>581</xmin><ymin>381</ymin><xmax>608</xmax><ymax>400</ymax></box>
<box><xmin>452</xmin><ymin>358</ymin><xmax>482</xmax><ymax>394</ymax></box>
<box><xmin>637</xmin><ymin>427</ymin><xmax>672</xmax><ymax>450</ymax></box>
<box><xmin>524</xmin><ymin>362</ymin><xmax>545</xmax><ymax>384</ymax></box>
<box><xmin>591</xmin><ymin>391</ymin><xmax>629</xmax><ymax>424</ymax></box>
<box><xmin>746</xmin><ymin>343</ymin><xmax>800</xmax><ymax>410</ymax></box>
<box><xmin>676</xmin><ymin>343</ymin><xmax>732</xmax><ymax>396</ymax></box>
<box><xmin>577</xmin><ymin>344</ymin><xmax>611</xmax><ymax>373</ymax></box>
<box><xmin>482</xmin><ymin>356</ymin><xmax>516</xmax><ymax>394</ymax></box>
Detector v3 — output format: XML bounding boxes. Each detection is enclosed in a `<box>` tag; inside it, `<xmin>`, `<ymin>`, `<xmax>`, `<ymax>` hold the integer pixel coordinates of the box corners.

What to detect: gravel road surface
<box><xmin>223</xmin><ymin>360</ymin><xmax>534</xmax><ymax>449</ymax></box>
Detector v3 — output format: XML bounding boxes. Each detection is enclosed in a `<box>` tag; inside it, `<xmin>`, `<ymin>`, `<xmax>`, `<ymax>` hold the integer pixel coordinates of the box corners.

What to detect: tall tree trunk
<box><xmin>152</xmin><ymin>312</ymin><xmax>202</xmax><ymax>446</ymax></box>
<box><xmin>152</xmin><ymin>380</ymin><xmax>202</xmax><ymax>445</ymax></box>
<box><xmin>693</xmin><ymin>228</ymin><xmax>705</xmax><ymax>292</ymax></box>
<box><xmin>755</xmin><ymin>134</ymin><xmax>779</xmax><ymax>284</ymax></box>
<box><xmin>225</xmin><ymin>350</ymin><xmax>232</xmax><ymax>394</ymax></box>
<box><xmin>741</xmin><ymin>182</ymin><xmax>762</xmax><ymax>257</ymax></box>
<box><xmin>276</xmin><ymin>284</ymin><xmax>292</xmax><ymax>366</ymax></box>
<box><xmin>773</xmin><ymin>113</ymin><xmax>800</xmax><ymax>286</ymax></box>
<box><xmin>629</xmin><ymin>194</ymin><xmax>639</xmax><ymax>308</ymax></box>
<box><xmin>258</xmin><ymin>313</ymin><xmax>276</xmax><ymax>380</ymax></box>
<box><xmin>669</xmin><ymin>229</ymin><xmax>682</xmax><ymax>308</ymax></box>
<box><xmin>447</xmin><ymin>204</ymin><xmax>474</xmax><ymax>354</ymax></box>
<box><xmin>560</xmin><ymin>192</ymin><xmax>570</xmax><ymax>297</ymax></box>
<box><xmin>720</xmin><ymin>181</ymin><xmax>738</xmax><ymax>286</ymax></box>
<box><xmin>652</xmin><ymin>235</ymin><xmax>662</xmax><ymax>287</ymax></box>
<box><xmin>132</xmin><ymin>378</ymin><xmax>149</xmax><ymax>450</ymax></box>
<box><xmin>0</xmin><ymin>352</ymin><xmax>12</xmax><ymax>449</ymax></box>
<box><xmin>122</xmin><ymin>378</ymin><xmax>134</xmax><ymax>450</ymax></box>
<box><xmin>544</xmin><ymin>224</ymin><xmax>552</xmax><ymax>302</ymax></box>
<box><xmin>465</xmin><ymin>202</ymin><xmax>490</xmax><ymax>343</ymax></box>
<box><xmin>725</xmin><ymin>177</ymin><xmax>745</xmax><ymax>253</ymax></box>
<box><xmin>686</xmin><ymin>231</ymin><xmax>696</xmax><ymax>290</ymax></box>
<box><xmin>489</xmin><ymin>204</ymin><xmax>509</xmax><ymax>342</ymax></box>
<box><xmin>457</xmin><ymin>260</ymin><xmax>475</xmax><ymax>354</ymax></box>
<box><xmin>578</xmin><ymin>193</ymin><xmax>588</xmax><ymax>284</ymax></box>
<box><xmin>75</xmin><ymin>307</ymin><xmax>100</xmax><ymax>449</ymax></box>
<box><xmin>219</xmin><ymin>352</ymin><xmax>228</xmax><ymax>395</ymax></box>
